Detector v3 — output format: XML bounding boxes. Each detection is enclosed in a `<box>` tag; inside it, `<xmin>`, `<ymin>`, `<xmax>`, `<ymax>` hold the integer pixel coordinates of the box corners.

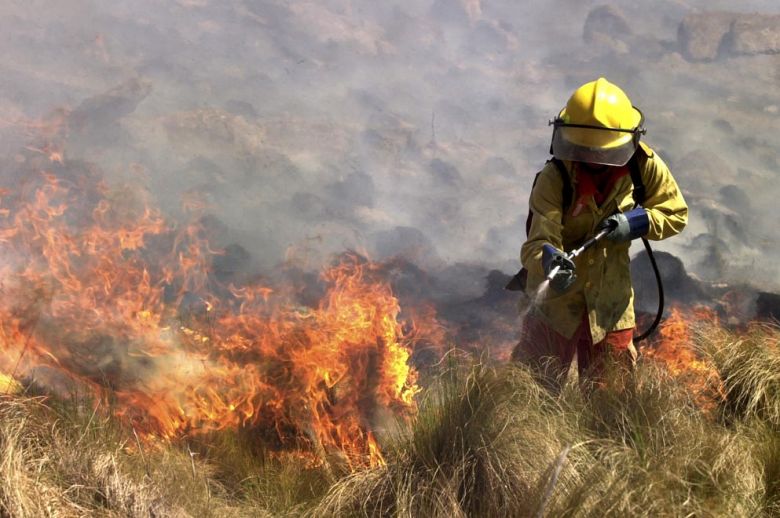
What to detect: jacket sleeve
<box><xmin>640</xmin><ymin>151</ymin><xmax>688</xmax><ymax>241</ymax></box>
<box><xmin>520</xmin><ymin>163</ymin><xmax>565</xmax><ymax>278</ymax></box>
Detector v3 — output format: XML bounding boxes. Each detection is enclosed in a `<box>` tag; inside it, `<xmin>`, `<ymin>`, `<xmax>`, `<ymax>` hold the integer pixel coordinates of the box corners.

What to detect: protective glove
<box><xmin>597</xmin><ymin>208</ymin><xmax>649</xmax><ymax>242</ymax></box>
<box><xmin>541</xmin><ymin>244</ymin><xmax>576</xmax><ymax>293</ymax></box>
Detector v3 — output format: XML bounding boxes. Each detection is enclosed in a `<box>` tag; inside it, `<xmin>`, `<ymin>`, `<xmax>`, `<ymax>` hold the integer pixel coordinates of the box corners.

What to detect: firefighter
<box><xmin>512</xmin><ymin>77</ymin><xmax>688</xmax><ymax>391</ymax></box>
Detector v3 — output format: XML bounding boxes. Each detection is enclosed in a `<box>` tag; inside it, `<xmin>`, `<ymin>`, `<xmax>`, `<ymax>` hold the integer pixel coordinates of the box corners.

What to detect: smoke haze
<box><xmin>1</xmin><ymin>0</ymin><xmax>779</xmax><ymax>293</ymax></box>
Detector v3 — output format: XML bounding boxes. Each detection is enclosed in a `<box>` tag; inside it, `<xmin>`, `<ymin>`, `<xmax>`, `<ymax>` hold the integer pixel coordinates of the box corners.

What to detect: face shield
<box><xmin>549</xmin><ymin>109</ymin><xmax>646</xmax><ymax>167</ymax></box>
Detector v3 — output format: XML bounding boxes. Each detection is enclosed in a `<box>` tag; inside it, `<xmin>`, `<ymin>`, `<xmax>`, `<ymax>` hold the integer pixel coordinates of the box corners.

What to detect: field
<box><xmin>2</xmin><ymin>320</ymin><xmax>778</xmax><ymax>517</ymax></box>
<box><xmin>1</xmin><ymin>3</ymin><xmax>780</xmax><ymax>516</ymax></box>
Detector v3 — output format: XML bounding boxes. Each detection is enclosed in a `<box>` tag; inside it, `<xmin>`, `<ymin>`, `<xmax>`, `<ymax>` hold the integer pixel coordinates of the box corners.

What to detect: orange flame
<box><xmin>643</xmin><ymin>306</ymin><xmax>725</xmax><ymax>412</ymax></box>
<box><xmin>0</xmin><ymin>165</ymin><xmax>429</xmax><ymax>467</ymax></box>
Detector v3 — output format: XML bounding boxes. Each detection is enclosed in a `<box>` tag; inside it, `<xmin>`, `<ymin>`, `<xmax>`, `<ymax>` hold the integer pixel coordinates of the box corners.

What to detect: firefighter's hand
<box><xmin>598</xmin><ymin>208</ymin><xmax>649</xmax><ymax>242</ymax></box>
<box><xmin>541</xmin><ymin>244</ymin><xmax>576</xmax><ymax>292</ymax></box>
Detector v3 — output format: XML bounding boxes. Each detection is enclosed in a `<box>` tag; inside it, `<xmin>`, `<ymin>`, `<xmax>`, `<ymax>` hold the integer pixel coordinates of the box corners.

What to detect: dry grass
<box><xmin>312</xmin><ymin>323</ymin><xmax>780</xmax><ymax>517</ymax></box>
<box><xmin>699</xmin><ymin>323</ymin><xmax>780</xmax><ymax>429</ymax></box>
<box><xmin>1</xmin><ymin>321</ymin><xmax>779</xmax><ymax>517</ymax></box>
<box><xmin>0</xmin><ymin>390</ymin><xmax>350</xmax><ymax>517</ymax></box>
<box><xmin>313</xmin><ymin>361</ymin><xmax>577</xmax><ymax>517</ymax></box>
<box><xmin>0</xmin><ymin>395</ymin><xmax>278</xmax><ymax>517</ymax></box>
<box><xmin>697</xmin><ymin>322</ymin><xmax>780</xmax><ymax>513</ymax></box>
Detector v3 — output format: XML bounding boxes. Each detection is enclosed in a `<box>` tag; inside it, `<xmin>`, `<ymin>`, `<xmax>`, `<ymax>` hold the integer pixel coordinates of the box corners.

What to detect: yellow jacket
<box><xmin>521</xmin><ymin>143</ymin><xmax>688</xmax><ymax>342</ymax></box>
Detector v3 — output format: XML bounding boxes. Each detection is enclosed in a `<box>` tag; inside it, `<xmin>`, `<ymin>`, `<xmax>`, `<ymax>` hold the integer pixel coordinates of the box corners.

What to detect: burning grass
<box><xmin>2</xmin><ymin>318</ymin><xmax>779</xmax><ymax>516</ymax></box>
<box><xmin>0</xmin><ymin>155</ymin><xmax>778</xmax><ymax>516</ymax></box>
<box><xmin>0</xmin><ymin>169</ymin><xmax>429</xmax><ymax>467</ymax></box>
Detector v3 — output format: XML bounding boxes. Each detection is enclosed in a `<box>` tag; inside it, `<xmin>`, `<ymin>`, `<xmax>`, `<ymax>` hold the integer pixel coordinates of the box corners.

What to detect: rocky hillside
<box><xmin>0</xmin><ymin>1</ymin><xmax>777</xmax><ymax>289</ymax></box>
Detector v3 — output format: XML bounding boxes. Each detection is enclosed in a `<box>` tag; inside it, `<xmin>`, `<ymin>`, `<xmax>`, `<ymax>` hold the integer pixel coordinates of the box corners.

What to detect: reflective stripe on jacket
<box><xmin>520</xmin><ymin>142</ymin><xmax>688</xmax><ymax>342</ymax></box>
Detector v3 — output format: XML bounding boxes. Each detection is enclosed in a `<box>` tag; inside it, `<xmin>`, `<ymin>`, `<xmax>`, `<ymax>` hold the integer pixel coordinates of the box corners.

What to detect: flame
<box><xmin>643</xmin><ymin>306</ymin><xmax>725</xmax><ymax>412</ymax></box>
<box><xmin>0</xmin><ymin>371</ymin><xmax>22</xmax><ymax>395</ymax></box>
<box><xmin>0</xmin><ymin>162</ymin><xmax>429</xmax><ymax>467</ymax></box>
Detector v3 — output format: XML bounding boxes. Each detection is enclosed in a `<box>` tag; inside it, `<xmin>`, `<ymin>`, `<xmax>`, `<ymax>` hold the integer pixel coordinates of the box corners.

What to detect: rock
<box><xmin>678</xmin><ymin>12</ymin><xmax>780</xmax><ymax>61</ymax></box>
<box><xmin>163</xmin><ymin>108</ymin><xmax>264</xmax><ymax>154</ymax></box>
<box><xmin>483</xmin><ymin>156</ymin><xmax>515</xmax><ymax>178</ymax></box>
<box><xmin>325</xmin><ymin>171</ymin><xmax>375</xmax><ymax>208</ymax></box>
<box><xmin>677</xmin><ymin>12</ymin><xmax>735</xmax><ymax>61</ymax></box>
<box><xmin>372</xmin><ymin>226</ymin><xmax>443</xmax><ymax>270</ymax></box>
<box><xmin>631</xmin><ymin>250</ymin><xmax>707</xmax><ymax>313</ymax></box>
<box><xmin>376</xmin><ymin>257</ymin><xmax>434</xmax><ymax>298</ymax></box>
<box><xmin>290</xmin><ymin>191</ymin><xmax>330</xmax><ymax>220</ymax></box>
<box><xmin>685</xmin><ymin>233</ymin><xmax>730</xmax><ymax>281</ymax></box>
<box><xmin>437</xmin><ymin>262</ymin><xmax>493</xmax><ymax>301</ymax></box>
<box><xmin>224</xmin><ymin>99</ymin><xmax>258</xmax><ymax>118</ymax></box>
<box><xmin>727</xmin><ymin>14</ymin><xmax>780</xmax><ymax>56</ymax></box>
<box><xmin>718</xmin><ymin>185</ymin><xmax>751</xmax><ymax>214</ymax></box>
<box><xmin>755</xmin><ymin>292</ymin><xmax>780</xmax><ymax>322</ymax></box>
<box><xmin>696</xmin><ymin>197</ymin><xmax>751</xmax><ymax>246</ymax></box>
<box><xmin>429</xmin><ymin>0</ymin><xmax>470</xmax><ymax>26</ymax></box>
<box><xmin>212</xmin><ymin>243</ymin><xmax>251</xmax><ymax>282</ymax></box>
<box><xmin>68</xmin><ymin>78</ymin><xmax>153</xmax><ymax>132</ymax></box>
<box><xmin>583</xmin><ymin>5</ymin><xmax>632</xmax><ymax>53</ymax></box>
<box><xmin>712</xmin><ymin>118</ymin><xmax>734</xmax><ymax>134</ymax></box>
<box><xmin>675</xmin><ymin>149</ymin><xmax>734</xmax><ymax>194</ymax></box>
<box><xmin>428</xmin><ymin>158</ymin><xmax>463</xmax><ymax>187</ymax></box>
<box><xmin>478</xmin><ymin>269</ymin><xmax>516</xmax><ymax>306</ymax></box>
<box><xmin>468</xmin><ymin>20</ymin><xmax>510</xmax><ymax>54</ymax></box>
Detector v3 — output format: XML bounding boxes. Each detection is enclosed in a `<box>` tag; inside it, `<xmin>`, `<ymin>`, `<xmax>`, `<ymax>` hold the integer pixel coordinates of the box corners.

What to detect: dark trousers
<box><xmin>512</xmin><ymin>313</ymin><xmax>636</xmax><ymax>392</ymax></box>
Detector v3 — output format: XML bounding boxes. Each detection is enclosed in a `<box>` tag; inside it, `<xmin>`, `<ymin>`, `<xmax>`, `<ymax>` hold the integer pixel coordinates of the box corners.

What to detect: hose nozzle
<box><xmin>544</xmin><ymin>264</ymin><xmax>562</xmax><ymax>283</ymax></box>
<box><xmin>544</xmin><ymin>226</ymin><xmax>614</xmax><ymax>284</ymax></box>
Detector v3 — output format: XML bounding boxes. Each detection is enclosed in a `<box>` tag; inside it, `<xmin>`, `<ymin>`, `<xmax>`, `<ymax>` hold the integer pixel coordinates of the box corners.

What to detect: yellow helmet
<box><xmin>551</xmin><ymin>77</ymin><xmax>645</xmax><ymax>166</ymax></box>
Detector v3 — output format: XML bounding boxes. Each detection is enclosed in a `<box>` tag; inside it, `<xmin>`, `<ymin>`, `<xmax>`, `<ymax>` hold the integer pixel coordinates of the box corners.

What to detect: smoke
<box><xmin>0</xmin><ymin>0</ymin><xmax>779</xmax><ymax>292</ymax></box>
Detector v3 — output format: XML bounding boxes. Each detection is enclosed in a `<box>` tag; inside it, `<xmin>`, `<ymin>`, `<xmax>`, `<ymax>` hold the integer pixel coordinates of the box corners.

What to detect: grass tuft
<box><xmin>1</xmin><ymin>320</ymin><xmax>779</xmax><ymax>516</ymax></box>
<box><xmin>699</xmin><ymin>323</ymin><xmax>780</xmax><ymax>429</ymax></box>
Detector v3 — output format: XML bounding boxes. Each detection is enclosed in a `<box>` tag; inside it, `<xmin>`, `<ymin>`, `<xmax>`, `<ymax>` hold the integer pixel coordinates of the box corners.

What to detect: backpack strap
<box><xmin>628</xmin><ymin>154</ymin><xmax>645</xmax><ymax>206</ymax></box>
<box><xmin>525</xmin><ymin>171</ymin><xmax>542</xmax><ymax>235</ymax></box>
<box><xmin>524</xmin><ymin>159</ymin><xmax>572</xmax><ymax>235</ymax></box>
<box><xmin>548</xmin><ymin>158</ymin><xmax>573</xmax><ymax>213</ymax></box>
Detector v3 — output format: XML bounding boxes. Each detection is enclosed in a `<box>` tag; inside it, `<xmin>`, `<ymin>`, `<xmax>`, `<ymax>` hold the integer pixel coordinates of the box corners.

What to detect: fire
<box><xmin>643</xmin><ymin>306</ymin><xmax>725</xmax><ymax>412</ymax></box>
<box><xmin>0</xmin><ymin>371</ymin><xmax>21</xmax><ymax>395</ymax></box>
<box><xmin>0</xmin><ymin>161</ymin><xmax>427</xmax><ymax>467</ymax></box>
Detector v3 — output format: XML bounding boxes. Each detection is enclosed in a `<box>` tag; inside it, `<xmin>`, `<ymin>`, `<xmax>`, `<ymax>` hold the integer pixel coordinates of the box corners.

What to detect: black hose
<box><xmin>634</xmin><ymin>237</ymin><xmax>664</xmax><ymax>342</ymax></box>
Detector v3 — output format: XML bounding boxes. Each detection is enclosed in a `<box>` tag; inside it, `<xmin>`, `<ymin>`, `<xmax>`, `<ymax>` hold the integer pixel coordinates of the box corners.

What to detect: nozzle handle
<box><xmin>568</xmin><ymin>227</ymin><xmax>612</xmax><ymax>260</ymax></box>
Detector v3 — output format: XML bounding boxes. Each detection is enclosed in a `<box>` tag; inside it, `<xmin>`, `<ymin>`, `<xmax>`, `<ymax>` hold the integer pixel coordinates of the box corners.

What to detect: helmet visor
<box><xmin>551</xmin><ymin>124</ymin><xmax>640</xmax><ymax>166</ymax></box>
